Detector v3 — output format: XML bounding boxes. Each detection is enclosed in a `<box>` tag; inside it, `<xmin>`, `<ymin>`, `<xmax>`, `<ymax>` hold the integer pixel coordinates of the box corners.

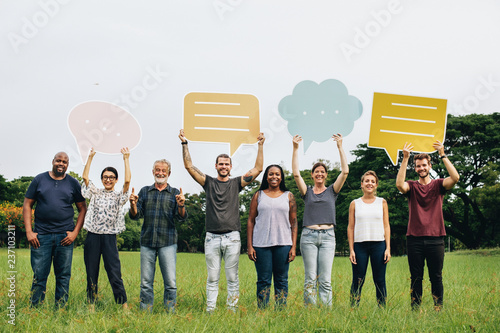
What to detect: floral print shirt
<box><xmin>82</xmin><ymin>181</ymin><xmax>128</xmax><ymax>234</ymax></box>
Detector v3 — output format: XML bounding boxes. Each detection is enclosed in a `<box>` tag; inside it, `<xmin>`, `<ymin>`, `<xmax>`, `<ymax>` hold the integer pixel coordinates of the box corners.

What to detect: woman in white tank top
<box><xmin>347</xmin><ymin>170</ymin><xmax>391</xmax><ymax>307</ymax></box>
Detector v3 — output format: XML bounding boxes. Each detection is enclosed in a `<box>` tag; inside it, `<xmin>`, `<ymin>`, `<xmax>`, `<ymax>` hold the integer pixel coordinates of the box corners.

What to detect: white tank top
<box><xmin>253</xmin><ymin>191</ymin><xmax>292</xmax><ymax>247</ymax></box>
<box><xmin>354</xmin><ymin>197</ymin><xmax>385</xmax><ymax>243</ymax></box>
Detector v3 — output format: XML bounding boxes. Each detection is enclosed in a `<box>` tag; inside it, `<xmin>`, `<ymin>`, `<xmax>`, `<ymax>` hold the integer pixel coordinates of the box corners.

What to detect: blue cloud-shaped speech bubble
<box><xmin>278</xmin><ymin>79</ymin><xmax>363</xmax><ymax>152</ymax></box>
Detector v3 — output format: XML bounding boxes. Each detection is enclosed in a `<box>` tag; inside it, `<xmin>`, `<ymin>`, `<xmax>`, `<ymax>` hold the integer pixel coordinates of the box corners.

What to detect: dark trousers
<box><xmin>350</xmin><ymin>241</ymin><xmax>387</xmax><ymax>306</ymax></box>
<box><xmin>406</xmin><ymin>236</ymin><xmax>445</xmax><ymax>308</ymax></box>
<box><xmin>254</xmin><ymin>246</ymin><xmax>291</xmax><ymax>308</ymax></box>
<box><xmin>84</xmin><ymin>232</ymin><xmax>127</xmax><ymax>304</ymax></box>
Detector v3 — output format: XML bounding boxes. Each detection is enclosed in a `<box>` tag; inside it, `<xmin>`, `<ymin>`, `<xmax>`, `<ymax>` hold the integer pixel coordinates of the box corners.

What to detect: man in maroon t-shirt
<box><xmin>396</xmin><ymin>141</ymin><xmax>459</xmax><ymax>310</ymax></box>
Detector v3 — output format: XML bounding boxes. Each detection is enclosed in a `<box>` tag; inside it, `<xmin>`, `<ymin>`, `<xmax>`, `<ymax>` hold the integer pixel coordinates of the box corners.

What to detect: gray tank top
<box><xmin>302</xmin><ymin>184</ymin><xmax>338</xmax><ymax>227</ymax></box>
<box><xmin>252</xmin><ymin>191</ymin><xmax>292</xmax><ymax>247</ymax></box>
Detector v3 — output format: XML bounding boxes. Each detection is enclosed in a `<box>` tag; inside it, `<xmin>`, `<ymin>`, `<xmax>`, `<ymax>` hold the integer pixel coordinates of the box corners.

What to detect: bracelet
<box><xmin>439</xmin><ymin>154</ymin><xmax>447</xmax><ymax>159</ymax></box>
<box><xmin>181</xmin><ymin>141</ymin><xmax>188</xmax><ymax>145</ymax></box>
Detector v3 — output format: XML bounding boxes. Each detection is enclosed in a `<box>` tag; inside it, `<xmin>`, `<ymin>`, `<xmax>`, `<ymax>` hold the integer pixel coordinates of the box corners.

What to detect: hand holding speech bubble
<box><xmin>183</xmin><ymin>92</ymin><xmax>260</xmax><ymax>155</ymax></box>
<box><xmin>368</xmin><ymin>92</ymin><xmax>447</xmax><ymax>165</ymax></box>
<box><xmin>278</xmin><ymin>79</ymin><xmax>362</xmax><ymax>152</ymax></box>
<box><xmin>68</xmin><ymin>101</ymin><xmax>142</xmax><ymax>163</ymax></box>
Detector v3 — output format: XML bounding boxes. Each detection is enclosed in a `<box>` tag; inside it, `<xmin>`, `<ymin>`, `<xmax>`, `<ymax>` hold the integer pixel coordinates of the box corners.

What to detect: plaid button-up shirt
<box><xmin>131</xmin><ymin>184</ymin><xmax>187</xmax><ymax>248</ymax></box>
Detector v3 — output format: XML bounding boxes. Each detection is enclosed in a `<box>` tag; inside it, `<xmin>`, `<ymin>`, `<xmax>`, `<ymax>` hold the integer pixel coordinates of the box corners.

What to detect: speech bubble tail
<box><xmin>229</xmin><ymin>143</ymin><xmax>238</xmax><ymax>156</ymax></box>
<box><xmin>386</xmin><ymin>148</ymin><xmax>399</xmax><ymax>166</ymax></box>
<box><xmin>303</xmin><ymin>138</ymin><xmax>313</xmax><ymax>153</ymax></box>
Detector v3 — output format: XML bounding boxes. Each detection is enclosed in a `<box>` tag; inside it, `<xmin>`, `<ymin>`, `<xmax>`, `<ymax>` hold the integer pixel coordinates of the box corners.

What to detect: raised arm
<box><xmin>175</xmin><ymin>188</ymin><xmax>186</xmax><ymax>218</ymax></box>
<box><xmin>292</xmin><ymin>135</ymin><xmax>307</xmax><ymax>196</ymax></box>
<box><xmin>247</xmin><ymin>191</ymin><xmax>259</xmax><ymax>262</ymax></box>
<box><xmin>396</xmin><ymin>142</ymin><xmax>413</xmax><ymax>194</ymax></box>
<box><xmin>121</xmin><ymin>147</ymin><xmax>131</xmax><ymax>193</ymax></box>
<box><xmin>82</xmin><ymin>148</ymin><xmax>96</xmax><ymax>187</ymax></box>
<box><xmin>347</xmin><ymin>200</ymin><xmax>356</xmax><ymax>264</ymax></box>
<box><xmin>241</xmin><ymin>133</ymin><xmax>265</xmax><ymax>187</ymax></box>
<box><xmin>433</xmin><ymin>140</ymin><xmax>460</xmax><ymax>190</ymax></box>
<box><xmin>332</xmin><ymin>134</ymin><xmax>349</xmax><ymax>194</ymax></box>
<box><xmin>179</xmin><ymin>129</ymin><xmax>206</xmax><ymax>186</ymax></box>
<box><xmin>129</xmin><ymin>187</ymin><xmax>138</xmax><ymax>218</ymax></box>
<box><xmin>288</xmin><ymin>192</ymin><xmax>298</xmax><ymax>262</ymax></box>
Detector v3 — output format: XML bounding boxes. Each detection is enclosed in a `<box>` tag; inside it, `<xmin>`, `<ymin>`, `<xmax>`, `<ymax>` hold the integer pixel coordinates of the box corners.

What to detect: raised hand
<box><xmin>292</xmin><ymin>135</ymin><xmax>302</xmax><ymax>149</ymax></box>
<box><xmin>432</xmin><ymin>140</ymin><xmax>445</xmax><ymax>156</ymax></box>
<box><xmin>403</xmin><ymin>142</ymin><xmax>414</xmax><ymax>159</ymax></box>
<box><xmin>175</xmin><ymin>188</ymin><xmax>185</xmax><ymax>206</ymax></box>
<box><xmin>257</xmin><ymin>132</ymin><xmax>265</xmax><ymax>145</ymax></box>
<box><xmin>332</xmin><ymin>133</ymin><xmax>343</xmax><ymax>148</ymax></box>
<box><xmin>179</xmin><ymin>129</ymin><xmax>187</xmax><ymax>143</ymax></box>
<box><xmin>129</xmin><ymin>187</ymin><xmax>138</xmax><ymax>206</ymax></box>
<box><xmin>121</xmin><ymin>147</ymin><xmax>130</xmax><ymax>159</ymax></box>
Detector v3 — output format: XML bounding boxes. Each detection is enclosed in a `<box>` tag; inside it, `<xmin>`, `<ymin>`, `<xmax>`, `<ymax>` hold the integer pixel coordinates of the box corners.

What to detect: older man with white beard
<box><xmin>129</xmin><ymin>159</ymin><xmax>186</xmax><ymax>313</ymax></box>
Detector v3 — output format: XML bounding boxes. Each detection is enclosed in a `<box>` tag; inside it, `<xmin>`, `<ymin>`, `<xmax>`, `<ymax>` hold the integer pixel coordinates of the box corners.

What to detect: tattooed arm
<box><xmin>241</xmin><ymin>132</ymin><xmax>265</xmax><ymax>187</ymax></box>
<box><xmin>179</xmin><ymin>129</ymin><xmax>206</xmax><ymax>186</ymax></box>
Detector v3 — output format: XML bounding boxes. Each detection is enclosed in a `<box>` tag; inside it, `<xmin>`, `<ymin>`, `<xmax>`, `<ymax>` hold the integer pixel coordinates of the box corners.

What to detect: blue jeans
<box><xmin>254</xmin><ymin>246</ymin><xmax>291</xmax><ymax>308</ymax></box>
<box><xmin>30</xmin><ymin>233</ymin><xmax>74</xmax><ymax>307</ymax></box>
<box><xmin>140</xmin><ymin>244</ymin><xmax>177</xmax><ymax>312</ymax></box>
<box><xmin>407</xmin><ymin>236</ymin><xmax>445</xmax><ymax>308</ymax></box>
<box><xmin>205</xmin><ymin>231</ymin><xmax>241</xmax><ymax>312</ymax></box>
<box><xmin>300</xmin><ymin>228</ymin><xmax>336</xmax><ymax>306</ymax></box>
<box><xmin>350</xmin><ymin>241</ymin><xmax>387</xmax><ymax>306</ymax></box>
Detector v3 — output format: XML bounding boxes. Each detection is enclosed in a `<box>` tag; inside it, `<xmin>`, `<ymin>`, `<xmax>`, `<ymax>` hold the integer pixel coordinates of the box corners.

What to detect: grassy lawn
<box><xmin>1</xmin><ymin>248</ymin><xmax>499</xmax><ymax>332</ymax></box>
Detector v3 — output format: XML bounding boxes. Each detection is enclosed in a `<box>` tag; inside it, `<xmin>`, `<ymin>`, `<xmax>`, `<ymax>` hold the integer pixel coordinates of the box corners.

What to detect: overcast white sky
<box><xmin>1</xmin><ymin>0</ymin><xmax>499</xmax><ymax>195</ymax></box>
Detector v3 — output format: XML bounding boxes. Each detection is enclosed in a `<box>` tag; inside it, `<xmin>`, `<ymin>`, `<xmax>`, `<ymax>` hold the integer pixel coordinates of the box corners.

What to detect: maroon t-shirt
<box><xmin>406</xmin><ymin>178</ymin><xmax>447</xmax><ymax>237</ymax></box>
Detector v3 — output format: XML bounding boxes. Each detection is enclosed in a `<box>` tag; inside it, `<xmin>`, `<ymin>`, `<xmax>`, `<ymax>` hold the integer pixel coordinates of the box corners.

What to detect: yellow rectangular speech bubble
<box><xmin>368</xmin><ymin>92</ymin><xmax>448</xmax><ymax>165</ymax></box>
<box><xmin>183</xmin><ymin>92</ymin><xmax>260</xmax><ymax>156</ymax></box>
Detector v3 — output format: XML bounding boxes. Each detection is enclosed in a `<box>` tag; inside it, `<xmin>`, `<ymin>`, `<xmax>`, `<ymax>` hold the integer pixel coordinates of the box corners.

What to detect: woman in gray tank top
<box><xmin>292</xmin><ymin>134</ymin><xmax>349</xmax><ymax>306</ymax></box>
<box><xmin>247</xmin><ymin>164</ymin><xmax>298</xmax><ymax>309</ymax></box>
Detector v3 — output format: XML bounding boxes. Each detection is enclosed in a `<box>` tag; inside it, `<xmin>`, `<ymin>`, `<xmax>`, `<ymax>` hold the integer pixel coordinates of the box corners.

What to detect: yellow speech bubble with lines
<box><xmin>183</xmin><ymin>92</ymin><xmax>260</xmax><ymax>156</ymax></box>
<box><xmin>368</xmin><ymin>92</ymin><xmax>448</xmax><ymax>165</ymax></box>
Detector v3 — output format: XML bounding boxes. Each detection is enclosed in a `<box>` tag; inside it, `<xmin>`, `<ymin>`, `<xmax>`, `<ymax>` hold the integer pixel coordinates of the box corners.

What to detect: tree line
<box><xmin>1</xmin><ymin>113</ymin><xmax>498</xmax><ymax>254</ymax></box>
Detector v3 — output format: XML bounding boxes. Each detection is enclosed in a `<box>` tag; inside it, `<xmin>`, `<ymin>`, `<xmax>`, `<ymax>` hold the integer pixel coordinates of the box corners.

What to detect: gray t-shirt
<box><xmin>203</xmin><ymin>175</ymin><xmax>243</xmax><ymax>233</ymax></box>
<box><xmin>302</xmin><ymin>184</ymin><xmax>338</xmax><ymax>227</ymax></box>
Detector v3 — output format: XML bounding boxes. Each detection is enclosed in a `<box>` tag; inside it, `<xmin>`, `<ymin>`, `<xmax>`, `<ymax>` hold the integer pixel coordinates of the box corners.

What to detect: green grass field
<box><xmin>1</xmin><ymin>248</ymin><xmax>499</xmax><ymax>332</ymax></box>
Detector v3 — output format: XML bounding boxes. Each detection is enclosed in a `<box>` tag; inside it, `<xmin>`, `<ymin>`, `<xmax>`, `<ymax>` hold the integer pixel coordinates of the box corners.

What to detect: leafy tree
<box><xmin>177</xmin><ymin>192</ymin><xmax>206</xmax><ymax>253</ymax></box>
<box><xmin>121</xmin><ymin>213</ymin><xmax>141</xmax><ymax>251</ymax></box>
<box><xmin>435</xmin><ymin>113</ymin><xmax>500</xmax><ymax>248</ymax></box>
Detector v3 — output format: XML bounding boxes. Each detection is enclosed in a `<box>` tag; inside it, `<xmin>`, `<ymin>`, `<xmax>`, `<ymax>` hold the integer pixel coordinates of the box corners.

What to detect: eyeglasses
<box><xmin>102</xmin><ymin>176</ymin><xmax>116</xmax><ymax>181</ymax></box>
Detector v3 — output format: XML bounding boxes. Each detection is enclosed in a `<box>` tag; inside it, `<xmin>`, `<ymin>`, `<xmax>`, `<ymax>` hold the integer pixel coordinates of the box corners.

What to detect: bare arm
<box><xmin>347</xmin><ymin>200</ymin><xmax>356</xmax><ymax>264</ymax></box>
<box><xmin>23</xmin><ymin>198</ymin><xmax>38</xmax><ymax>248</ymax></box>
<box><xmin>332</xmin><ymin>134</ymin><xmax>349</xmax><ymax>194</ymax></box>
<box><xmin>61</xmin><ymin>200</ymin><xmax>87</xmax><ymax>246</ymax></box>
<box><xmin>82</xmin><ymin>148</ymin><xmax>96</xmax><ymax>187</ymax></box>
<box><xmin>396</xmin><ymin>142</ymin><xmax>413</xmax><ymax>194</ymax></box>
<box><xmin>433</xmin><ymin>140</ymin><xmax>460</xmax><ymax>190</ymax></box>
<box><xmin>241</xmin><ymin>133</ymin><xmax>265</xmax><ymax>187</ymax></box>
<box><xmin>247</xmin><ymin>191</ymin><xmax>259</xmax><ymax>262</ymax></box>
<box><xmin>292</xmin><ymin>135</ymin><xmax>307</xmax><ymax>196</ymax></box>
<box><xmin>122</xmin><ymin>147</ymin><xmax>131</xmax><ymax>193</ymax></box>
<box><xmin>383</xmin><ymin>199</ymin><xmax>391</xmax><ymax>264</ymax></box>
<box><xmin>288</xmin><ymin>192</ymin><xmax>298</xmax><ymax>262</ymax></box>
<box><xmin>179</xmin><ymin>129</ymin><xmax>206</xmax><ymax>186</ymax></box>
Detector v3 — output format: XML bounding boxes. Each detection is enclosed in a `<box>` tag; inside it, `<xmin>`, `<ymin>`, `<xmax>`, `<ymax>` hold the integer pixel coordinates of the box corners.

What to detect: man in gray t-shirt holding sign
<box><xmin>179</xmin><ymin>129</ymin><xmax>265</xmax><ymax>313</ymax></box>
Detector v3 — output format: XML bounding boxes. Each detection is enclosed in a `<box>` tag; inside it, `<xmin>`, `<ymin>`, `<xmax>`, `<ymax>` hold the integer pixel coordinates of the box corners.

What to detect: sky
<box><xmin>1</xmin><ymin>0</ymin><xmax>499</xmax><ymax>195</ymax></box>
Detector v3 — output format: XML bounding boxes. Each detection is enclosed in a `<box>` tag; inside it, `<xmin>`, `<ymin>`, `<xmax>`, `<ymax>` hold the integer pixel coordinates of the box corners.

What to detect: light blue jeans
<box><xmin>205</xmin><ymin>231</ymin><xmax>241</xmax><ymax>312</ymax></box>
<box><xmin>300</xmin><ymin>227</ymin><xmax>336</xmax><ymax>306</ymax></box>
<box><xmin>140</xmin><ymin>244</ymin><xmax>177</xmax><ymax>312</ymax></box>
